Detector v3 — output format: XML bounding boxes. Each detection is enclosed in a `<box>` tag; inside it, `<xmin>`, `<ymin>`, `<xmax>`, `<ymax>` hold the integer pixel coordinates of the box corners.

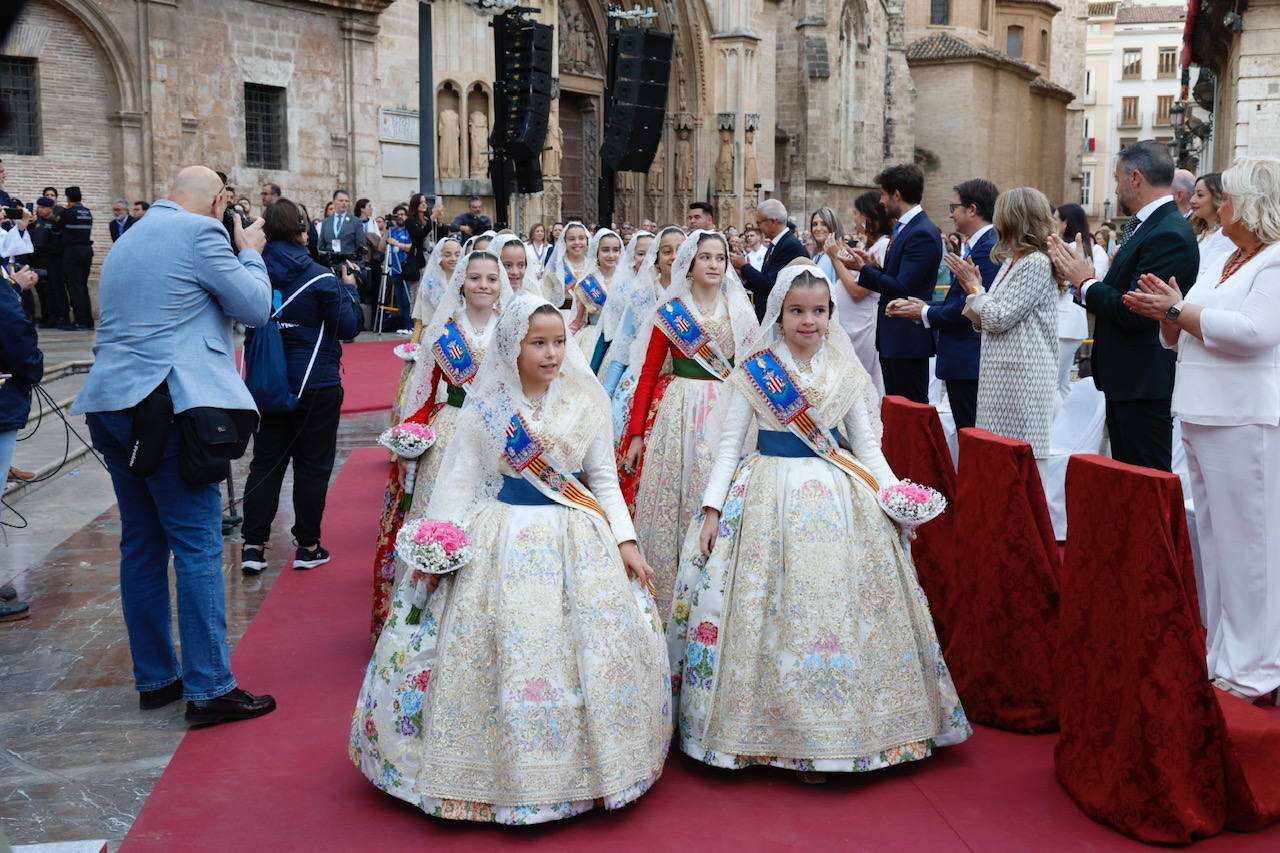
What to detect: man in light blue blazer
<box><xmin>72</xmin><ymin>166</ymin><xmax>278</xmax><ymax>727</ymax></box>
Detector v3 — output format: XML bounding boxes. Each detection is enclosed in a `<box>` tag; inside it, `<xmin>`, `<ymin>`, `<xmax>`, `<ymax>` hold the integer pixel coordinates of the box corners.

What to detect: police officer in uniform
<box><xmin>54</xmin><ymin>185</ymin><xmax>94</xmax><ymax>330</ymax></box>
<box><xmin>25</xmin><ymin>197</ymin><xmax>66</xmax><ymax>328</ymax></box>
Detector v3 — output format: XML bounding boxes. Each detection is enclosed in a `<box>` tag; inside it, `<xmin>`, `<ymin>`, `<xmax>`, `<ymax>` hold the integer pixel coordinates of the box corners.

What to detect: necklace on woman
<box><xmin>1218</xmin><ymin>244</ymin><xmax>1268</xmax><ymax>286</ymax></box>
<box><xmin>691</xmin><ymin>290</ymin><xmax>718</xmax><ymax>315</ymax></box>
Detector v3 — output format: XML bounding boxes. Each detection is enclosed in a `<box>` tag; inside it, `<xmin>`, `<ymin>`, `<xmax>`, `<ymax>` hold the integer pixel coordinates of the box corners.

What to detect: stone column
<box><xmin>341</xmin><ymin>18</ymin><xmax>382</xmax><ymax>196</ymax></box>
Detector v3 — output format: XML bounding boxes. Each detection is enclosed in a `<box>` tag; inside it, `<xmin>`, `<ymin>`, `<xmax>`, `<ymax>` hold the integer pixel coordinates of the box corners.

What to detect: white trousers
<box><xmin>1183</xmin><ymin>421</ymin><xmax>1280</xmax><ymax>697</ymax></box>
<box><xmin>1056</xmin><ymin>339</ymin><xmax>1082</xmax><ymax>401</ymax></box>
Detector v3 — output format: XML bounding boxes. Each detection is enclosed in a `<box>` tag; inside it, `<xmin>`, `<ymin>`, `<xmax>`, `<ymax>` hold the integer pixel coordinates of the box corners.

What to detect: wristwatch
<box><xmin>1165</xmin><ymin>300</ymin><xmax>1185</xmax><ymax>322</ymax></box>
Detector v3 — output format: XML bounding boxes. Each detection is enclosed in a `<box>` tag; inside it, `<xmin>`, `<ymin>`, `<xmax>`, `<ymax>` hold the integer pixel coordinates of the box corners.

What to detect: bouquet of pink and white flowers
<box><xmin>378</xmin><ymin>422</ymin><xmax>437</xmax><ymax>459</ymax></box>
<box><xmin>393</xmin><ymin>342</ymin><xmax>421</xmax><ymax>362</ymax></box>
<box><xmin>877</xmin><ymin>480</ymin><xmax>948</xmax><ymax>529</ymax></box>
<box><xmin>396</xmin><ymin>520</ymin><xmax>474</xmax><ymax>624</ymax></box>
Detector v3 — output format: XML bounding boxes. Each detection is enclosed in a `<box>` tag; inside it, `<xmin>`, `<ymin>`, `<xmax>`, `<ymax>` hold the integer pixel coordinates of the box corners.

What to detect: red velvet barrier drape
<box><xmin>880</xmin><ymin>396</ymin><xmax>959</xmax><ymax>644</ymax></box>
<box><xmin>1054</xmin><ymin>454</ymin><xmax>1226</xmax><ymax>843</ymax></box>
<box><xmin>947</xmin><ymin>428</ymin><xmax>1059</xmax><ymax>733</ymax></box>
<box><xmin>1220</xmin><ymin>693</ymin><xmax>1280</xmax><ymax>832</ymax></box>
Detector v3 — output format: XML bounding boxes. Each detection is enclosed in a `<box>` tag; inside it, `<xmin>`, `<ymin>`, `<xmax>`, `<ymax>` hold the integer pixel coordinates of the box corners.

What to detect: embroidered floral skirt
<box><xmin>370</xmin><ymin>403</ymin><xmax>461</xmax><ymax>635</ymax></box>
<box><xmin>667</xmin><ymin>453</ymin><xmax>971</xmax><ymax>772</ymax></box>
<box><xmin>632</xmin><ymin>376</ymin><xmax>750</xmax><ymax>619</ymax></box>
<box><xmin>351</xmin><ymin>500</ymin><xmax>671</xmax><ymax>824</ymax></box>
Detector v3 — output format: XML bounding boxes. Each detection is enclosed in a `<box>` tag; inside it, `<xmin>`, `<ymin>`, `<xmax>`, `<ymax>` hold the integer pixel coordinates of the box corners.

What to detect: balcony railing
<box><xmin>1118</xmin><ymin>110</ymin><xmax>1143</xmax><ymax>128</ymax></box>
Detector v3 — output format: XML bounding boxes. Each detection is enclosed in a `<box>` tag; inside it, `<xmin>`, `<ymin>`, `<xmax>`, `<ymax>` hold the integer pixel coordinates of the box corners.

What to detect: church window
<box><xmin>1006</xmin><ymin>25</ymin><xmax>1024</xmax><ymax>58</ymax></box>
<box><xmin>930</xmin><ymin>0</ymin><xmax>951</xmax><ymax>25</ymax></box>
<box><xmin>245</xmin><ymin>83</ymin><xmax>288</xmax><ymax>171</ymax></box>
<box><xmin>0</xmin><ymin>57</ymin><xmax>40</xmax><ymax>156</ymax></box>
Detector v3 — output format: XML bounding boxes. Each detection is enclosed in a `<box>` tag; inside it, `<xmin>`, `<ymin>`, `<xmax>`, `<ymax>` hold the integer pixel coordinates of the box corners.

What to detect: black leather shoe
<box><xmin>0</xmin><ymin>583</ymin><xmax>16</xmax><ymax>602</ymax></box>
<box><xmin>139</xmin><ymin>679</ymin><xmax>184</xmax><ymax>710</ymax></box>
<box><xmin>185</xmin><ymin>688</ymin><xmax>277</xmax><ymax>728</ymax></box>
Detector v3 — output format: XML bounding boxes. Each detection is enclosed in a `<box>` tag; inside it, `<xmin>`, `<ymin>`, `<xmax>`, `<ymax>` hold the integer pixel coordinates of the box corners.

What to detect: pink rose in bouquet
<box><xmin>877</xmin><ymin>479</ymin><xmax>947</xmax><ymax>528</ymax></box>
<box><xmin>393</xmin><ymin>342</ymin><xmax>420</xmax><ymax>362</ymax></box>
<box><xmin>378</xmin><ymin>422</ymin><xmax>437</xmax><ymax>459</ymax></box>
<box><xmin>397</xmin><ymin>520</ymin><xmax>473</xmax><ymax>624</ymax></box>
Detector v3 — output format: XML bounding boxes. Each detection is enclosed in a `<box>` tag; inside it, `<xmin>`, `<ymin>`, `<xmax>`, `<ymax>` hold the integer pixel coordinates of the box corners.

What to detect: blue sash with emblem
<box><xmin>576</xmin><ymin>274</ymin><xmax>608</xmax><ymax>309</ymax></box>
<box><xmin>503</xmin><ymin>414</ymin><xmax>608</xmax><ymax>522</ymax></box>
<box><xmin>741</xmin><ymin>349</ymin><xmax>879</xmax><ymax>493</ymax></box>
<box><xmin>653</xmin><ymin>298</ymin><xmax>734</xmax><ymax>380</ymax></box>
<box><xmin>432</xmin><ymin>320</ymin><xmax>480</xmax><ymax>386</ymax></box>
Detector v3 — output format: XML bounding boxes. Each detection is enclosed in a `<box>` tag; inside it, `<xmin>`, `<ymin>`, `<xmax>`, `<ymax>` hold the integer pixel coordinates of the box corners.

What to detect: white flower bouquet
<box><xmin>377</xmin><ymin>422</ymin><xmax>437</xmax><ymax>459</ymax></box>
<box><xmin>396</xmin><ymin>520</ymin><xmax>475</xmax><ymax>624</ymax></box>
<box><xmin>877</xmin><ymin>480</ymin><xmax>948</xmax><ymax>529</ymax></box>
<box><xmin>392</xmin><ymin>342</ymin><xmax>421</xmax><ymax>362</ymax></box>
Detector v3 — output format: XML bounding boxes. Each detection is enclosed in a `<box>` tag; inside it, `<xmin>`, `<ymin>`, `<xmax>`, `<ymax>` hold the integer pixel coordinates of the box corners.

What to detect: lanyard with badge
<box><xmin>331</xmin><ymin>214</ymin><xmax>345</xmax><ymax>253</ymax></box>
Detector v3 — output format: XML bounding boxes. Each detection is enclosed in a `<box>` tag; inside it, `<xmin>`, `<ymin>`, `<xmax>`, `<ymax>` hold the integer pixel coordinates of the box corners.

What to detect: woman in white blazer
<box><xmin>1125</xmin><ymin>156</ymin><xmax>1280</xmax><ymax>706</ymax></box>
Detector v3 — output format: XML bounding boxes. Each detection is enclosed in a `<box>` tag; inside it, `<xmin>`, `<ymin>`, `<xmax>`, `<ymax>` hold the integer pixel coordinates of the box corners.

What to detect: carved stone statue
<box><xmin>468</xmin><ymin>110</ymin><xmax>489</xmax><ymax>180</ymax></box>
<box><xmin>648</xmin><ymin>138</ymin><xmax>665</xmax><ymax>193</ymax></box>
<box><xmin>675</xmin><ymin>127</ymin><xmax>693</xmax><ymax>193</ymax></box>
<box><xmin>715</xmin><ymin>127</ymin><xmax>735</xmax><ymax>194</ymax></box>
<box><xmin>543</xmin><ymin>115</ymin><xmax>563</xmax><ymax>178</ymax></box>
<box><xmin>743</xmin><ymin>126</ymin><xmax>759</xmax><ymax>192</ymax></box>
<box><xmin>559</xmin><ymin>4</ymin><xmax>597</xmax><ymax>74</ymax></box>
<box><xmin>438</xmin><ymin>108</ymin><xmax>461</xmax><ymax>179</ymax></box>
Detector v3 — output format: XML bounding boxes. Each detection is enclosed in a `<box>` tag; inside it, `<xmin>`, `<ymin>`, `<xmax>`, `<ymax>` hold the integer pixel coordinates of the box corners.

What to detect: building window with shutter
<box><xmin>980</xmin><ymin>0</ymin><xmax>990</xmax><ymax>30</ymax></box>
<box><xmin>1120</xmin><ymin>96</ymin><xmax>1140</xmax><ymax>127</ymax></box>
<box><xmin>1006</xmin><ymin>25</ymin><xmax>1024</xmax><ymax>58</ymax></box>
<box><xmin>245</xmin><ymin>83</ymin><xmax>287</xmax><ymax>170</ymax></box>
<box><xmin>930</xmin><ymin>0</ymin><xmax>950</xmax><ymax>26</ymax></box>
<box><xmin>1155</xmin><ymin>94</ymin><xmax>1174</xmax><ymax>125</ymax></box>
<box><xmin>1082</xmin><ymin>171</ymin><xmax>1092</xmax><ymax>208</ymax></box>
<box><xmin>1122</xmin><ymin>48</ymin><xmax>1142</xmax><ymax>79</ymax></box>
<box><xmin>1158</xmin><ymin>47</ymin><xmax>1178</xmax><ymax>78</ymax></box>
<box><xmin>0</xmin><ymin>57</ymin><xmax>40</xmax><ymax>156</ymax></box>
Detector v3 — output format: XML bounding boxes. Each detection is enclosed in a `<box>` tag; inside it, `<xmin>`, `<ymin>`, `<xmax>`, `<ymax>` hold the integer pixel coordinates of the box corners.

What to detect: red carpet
<box><xmin>339</xmin><ymin>339</ymin><xmax>400</xmax><ymax>413</ymax></box>
<box><xmin>120</xmin><ymin>448</ymin><xmax>1280</xmax><ymax>852</ymax></box>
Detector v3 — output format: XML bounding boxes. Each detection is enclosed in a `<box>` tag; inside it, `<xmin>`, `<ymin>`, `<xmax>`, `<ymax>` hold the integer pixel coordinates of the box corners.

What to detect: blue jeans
<box><xmin>0</xmin><ymin>430</ymin><xmax>16</xmax><ymax>485</ymax></box>
<box><xmin>87</xmin><ymin>410</ymin><xmax>236</xmax><ymax>700</ymax></box>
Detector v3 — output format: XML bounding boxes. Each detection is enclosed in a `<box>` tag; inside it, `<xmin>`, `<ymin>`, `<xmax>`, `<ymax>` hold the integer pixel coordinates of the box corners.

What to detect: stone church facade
<box><xmin>2</xmin><ymin>0</ymin><xmax>1081</xmax><ymax>261</ymax></box>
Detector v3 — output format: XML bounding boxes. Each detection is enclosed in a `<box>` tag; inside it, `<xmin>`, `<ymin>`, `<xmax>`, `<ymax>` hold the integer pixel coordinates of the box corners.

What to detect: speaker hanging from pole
<box><xmin>600</xmin><ymin>28</ymin><xmax>673</xmax><ymax>173</ymax></box>
<box><xmin>495</xmin><ymin>17</ymin><xmax>554</xmax><ymax>162</ymax></box>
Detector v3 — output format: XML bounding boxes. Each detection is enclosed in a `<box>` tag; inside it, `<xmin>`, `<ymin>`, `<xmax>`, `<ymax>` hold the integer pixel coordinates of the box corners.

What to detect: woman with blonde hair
<box><xmin>948</xmin><ymin>186</ymin><xmax>1059</xmax><ymax>461</ymax></box>
<box><xmin>1124</xmin><ymin>156</ymin><xmax>1280</xmax><ymax>706</ymax></box>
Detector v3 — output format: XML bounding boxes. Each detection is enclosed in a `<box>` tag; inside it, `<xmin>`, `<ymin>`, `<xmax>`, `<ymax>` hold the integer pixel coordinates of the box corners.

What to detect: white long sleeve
<box><xmin>582</xmin><ymin>426</ymin><xmax>637</xmax><ymax>544</ymax></box>
<box><xmin>700</xmin><ymin>389</ymin><xmax>753</xmax><ymax>512</ymax></box>
<box><xmin>0</xmin><ymin>225</ymin><xmax>33</xmax><ymax>260</ymax></box>
<box><xmin>842</xmin><ymin>397</ymin><xmax>898</xmax><ymax>489</ymax></box>
<box><xmin>1198</xmin><ymin>263</ymin><xmax>1280</xmax><ymax>357</ymax></box>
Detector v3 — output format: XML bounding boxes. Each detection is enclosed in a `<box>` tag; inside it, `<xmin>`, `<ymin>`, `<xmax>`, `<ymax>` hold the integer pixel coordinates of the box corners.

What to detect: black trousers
<box><xmin>63</xmin><ymin>245</ymin><xmax>94</xmax><ymax>327</ymax></box>
<box><xmin>880</xmin><ymin>356</ymin><xmax>930</xmax><ymax>404</ymax></box>
<box><xmin>1105</xmin><ymin>397</ymin><xmax>1173</xmax><ymax>472</ymax></box>
<box><xmin>36</xmin><ymin>263</ymin><xmax>67</xmax><ymax>325</ymax></box>
<box><xmin>946</xmin><ymin>378</ymin><xmax>979</xmax><ymax>431</ymax></box>
<box><xmin>241</xmin><ymin>386</ymin><xmax>344</xmax><ymax>547</ymax></box>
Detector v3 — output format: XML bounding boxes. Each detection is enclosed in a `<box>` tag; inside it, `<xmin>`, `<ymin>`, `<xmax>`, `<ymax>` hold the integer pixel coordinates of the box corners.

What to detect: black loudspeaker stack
<box><xmin>600</xmin><ymin>28</ymin><xmax>673</xmax><ymax>172</ymax></box>
<box><xmin>491</xmin><ymin>12</ymin><xmax>553</xmax><ymax>201</ymax></box>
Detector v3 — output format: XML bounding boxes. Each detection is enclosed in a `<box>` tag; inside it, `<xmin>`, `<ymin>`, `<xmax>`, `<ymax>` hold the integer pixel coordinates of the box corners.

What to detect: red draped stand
<box><xmin>947</xmin><ymin>428</ymin><xmax>1060</xmax><ymax>733</ymax></box>
<box><xmin>1055</xmin><ymin>454</ymin><xmax>1280</xmax><ymax>843</ymax></box>
<box><xmin>880</xmin><ymin>396</ymin><xmax>959</xmax><ymax>644</ymax></box>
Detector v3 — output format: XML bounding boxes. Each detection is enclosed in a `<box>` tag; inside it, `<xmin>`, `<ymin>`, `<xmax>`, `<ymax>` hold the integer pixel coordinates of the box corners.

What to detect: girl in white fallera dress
<box><xmin>668</xmin><ymin>263</ymin><xmax>970</xmax><ymax>781</ymax></box>
<box><xmin>489</xmin><ymin>233</ymin><xmax>541</xmax><ymax>295</ymax></box>
<box><xmin>598</xmin><ymin>230</ymin><xmax>654</xmax><ymax>381</ymax></box>
<box><xmin>622</xmin><ymin>230</ymin><xmax>760</xmax><ymax>616</ymax></box>
<box><xmin>351</xmin><ymin>292</ymin><xmax>671</xmax><ymax>824</ymax></box>
<box><xmin>570</xmin><ymin>228</ymin><xmax>623</xmax><ymax>370</ymax></box>
<box><xmin>407</xmin><ymin>236</ymin><xmax>461</xmax><ymax>342</ymax></box>
<box><xmin>606</xmin><ymin>227</ymin><xmax>683</xmax><ymax>441</ymax></box>
<box><xmin>541</xmin><ymin>221</ymin><xmax>590</xmax><ymax>308</ymax></box>
<box><xmin>373</xmin><ymin>252</ymin><xmax>514</xmax><ymax>627</ymax></box>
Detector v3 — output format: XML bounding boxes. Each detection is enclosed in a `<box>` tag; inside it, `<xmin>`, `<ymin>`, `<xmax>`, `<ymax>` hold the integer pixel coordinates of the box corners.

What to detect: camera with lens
<box><xmin>222</xmin><ymin>204</ymin><xmax>251</xmax><ymax>237</ymax></box>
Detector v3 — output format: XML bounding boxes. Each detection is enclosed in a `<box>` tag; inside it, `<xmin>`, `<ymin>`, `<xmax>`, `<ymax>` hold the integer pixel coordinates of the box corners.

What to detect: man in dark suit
<box><xmin>109</xmin><ymin>199</ymin><xmax>137</xmax><ymax>242</ymax></box>
<box><xmin>842</xmin><ymin>163</ymin><xmax>942</xmax><ymax>403</ymax></box>
<box><xmin>319</xmin><ymin>189</ymin><xmax>365</xmax><ymax>259</ymax></box>
<box><xmin>731</xmin><ymin>198</ymin><xmax>807</xmax><ymax>321</ymax></box>
<box><xmin>886</xmin><ymin>178</ymin><xmax>1001</xmax><ymax>428</ymax></box>
<box><xmin>1049</xmin><ymin>139</ymin><xmax>1199</xmax><ymax>471</ymax></box>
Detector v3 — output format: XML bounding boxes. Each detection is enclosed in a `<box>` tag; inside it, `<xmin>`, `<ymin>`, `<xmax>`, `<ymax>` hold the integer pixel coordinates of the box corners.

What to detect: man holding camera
<box><xmin>71</xmin><ymin>166</ymin><xmax>277</xmax><ymax>727</ymax></box>
<box><xmin>450</xmin><ymin>195</ymin><xmax>492</xmax><ymax>237</ymax></box>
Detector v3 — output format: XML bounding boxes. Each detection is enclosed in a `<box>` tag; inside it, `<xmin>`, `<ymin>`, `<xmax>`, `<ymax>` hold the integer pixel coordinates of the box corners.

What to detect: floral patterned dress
<box><xmin>668</xmin><ymin>342</ymin><xmax>971</xmax><ymax>772</ymax></box>
<box><xmin>351</xmin><ymin>385</ymin><xmax>671</xmax><ymax>824</ymax></box>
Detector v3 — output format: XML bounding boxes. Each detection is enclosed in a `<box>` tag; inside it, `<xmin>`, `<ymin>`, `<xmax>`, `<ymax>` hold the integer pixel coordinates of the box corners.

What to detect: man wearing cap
<box><xmin>53</xmin><ymin>186</ymin><xmax>94</xmax><ymax>331</ymax></box>
<box><xmin>23</xmin><ymin>198</ymin><xmax>66</xmax><ymax>328</ymax></box>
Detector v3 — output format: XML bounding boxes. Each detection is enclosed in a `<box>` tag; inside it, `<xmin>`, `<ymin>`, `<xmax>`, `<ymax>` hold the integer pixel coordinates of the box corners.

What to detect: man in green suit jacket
<box><xmin>1050</xmin><ymin>140</ymin><xmax>1200</xmax><ymax>471</ymax></box>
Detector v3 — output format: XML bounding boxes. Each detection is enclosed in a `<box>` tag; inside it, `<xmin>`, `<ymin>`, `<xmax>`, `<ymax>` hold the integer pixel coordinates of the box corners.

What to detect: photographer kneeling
<box><xmin>240</xmin><ymin>198</ymin><xmax>361</xmax><ymax>575</ymax></box>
